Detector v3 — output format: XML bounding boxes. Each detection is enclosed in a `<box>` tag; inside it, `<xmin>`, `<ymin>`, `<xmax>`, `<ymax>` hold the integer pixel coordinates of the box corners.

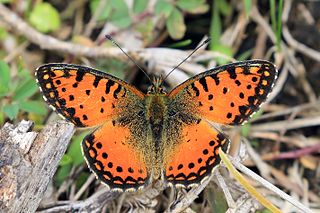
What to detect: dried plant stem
<box><xmin>229</xmin><ymin>156</ymin><xmax>313</xmax><ymax>213</ymax></box>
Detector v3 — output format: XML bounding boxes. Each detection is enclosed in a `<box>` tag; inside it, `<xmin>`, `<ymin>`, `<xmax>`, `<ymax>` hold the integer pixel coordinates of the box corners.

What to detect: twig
<box><xmin>229</xmin><ymin>156</ymin><xmax>313</xmax><ymax>213</ymax></box>
<box><xmin>215</xmin><ymin>170</ymin><xmax>236</xmax><ymax>208</ymax></box>
<box><xmin>72</xmin><ymin>174</ymin><xmax>96</xmax><ymax>201</ymax></box>
<box><xmin>251</xmin><ymin>116</ymin><xmax>320</xmax><ymax>132</ymax></box>
<box><xmin>243</xmin><ymin>139</ymin><xmax>272</xmax><ymax>180</ymax></box>
<box><xmin>272</xmin><ymin>143</ymin><xmax>320</xmax><ymax>160</ymax></box>
<box><xmin>167</xmin><ymin>169</ymin><xmax>216</xmax><ymax>213</ymax></box>
<box><xmin>282</xmin><ymin>0</ymin><xmax>320</xmax><ymax>62</ymax></box>
<box><xmin>251</xmin><ymin>100</ymin><xmax>320</xmax><ymax>123</ymax></box>
<box><xmin>249</xmin><ymin>131</ymin><xmax>318</xmax><ymax>148</ymax></box>
<box><xmin>38</xmin><ymin>188</ymin><xmax>120</xmax><ymax>213</ymax></box>
<box><xmin>3</xmin><ymin>40</ymin><xmax>29</xmax><ymax>63</ymax></box>
<box><xmin>0</xmin><ymin>4</ymin><xmax>123</xmax><ymax>59</ymax></box>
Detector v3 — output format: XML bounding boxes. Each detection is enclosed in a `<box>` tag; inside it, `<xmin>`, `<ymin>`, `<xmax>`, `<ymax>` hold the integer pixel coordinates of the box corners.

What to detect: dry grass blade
<box><xmin>227</xmin><ymin>155</ymin><xmax>314</xmax><ymax>213</ymax></box>
<box><xmin>219</xmin><ymin>149</ymin><xmax>282</xmax><ymax>213</ymax></box>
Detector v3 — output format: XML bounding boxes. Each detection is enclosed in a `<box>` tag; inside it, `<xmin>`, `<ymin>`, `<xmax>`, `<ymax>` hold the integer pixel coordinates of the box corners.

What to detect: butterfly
<box><xmin>35</xmin><ymin>60</ymin><xmax>277</xmax><ymax>192</ymax></box>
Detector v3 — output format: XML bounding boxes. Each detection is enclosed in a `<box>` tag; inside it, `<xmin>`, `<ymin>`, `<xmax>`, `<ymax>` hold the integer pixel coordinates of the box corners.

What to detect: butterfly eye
<box><xmin>147</xmin><ymin>85</ymin><xmax>155</xmax><ymax>94</ymax></box>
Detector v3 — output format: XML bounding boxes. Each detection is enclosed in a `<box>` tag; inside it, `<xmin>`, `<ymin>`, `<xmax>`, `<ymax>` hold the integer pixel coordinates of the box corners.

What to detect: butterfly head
<box><xmin>147</xmin><ymin>76</ymin><xmax>167</xmax><ymax>95</ymax></box>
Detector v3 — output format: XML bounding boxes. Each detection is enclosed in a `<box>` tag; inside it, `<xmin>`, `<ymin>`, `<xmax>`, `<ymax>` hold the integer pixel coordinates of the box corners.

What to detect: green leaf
<box><xmin>67</xmin><ymin>131</ymin><xmax>87</xmax><ymax>166</ymax></box>
<box><xmin>89</xmin><ymin>0</ymin><xmax>112</xmax><ymax>21</ymax></box>
<box><xmin>0</xmin><ymin>111</ymin><xmax>4</xmax><ymax>125</ymax></box>
<box><xmin>75</xmin><ymin>173</ymin><xmax>90</xmax><ymax>189</ymax></box>
<box><xmin>95</xmin><ymin>58</ymin><xmax>127</xmax><ymax>80</ymax></box>
<box><xmin>13</xmin><ymin>78</ymin><xmax>38</xmax><ymax>101</ymax></box>
<box><xmin>241</xmin><ymin>123</ymin><xmax>251</xmax><ymax>137</ymax></box>
<box><xmin>29</xmin><ymin>2</ymin><xmax>61</xmax><ymax>33</ymax></box>
<box><xmin>256</xmin><ymin>209</ymin><xmax>273</xmax><ymax>213</ymax></box>
<box><xmin>217</xmin><ymin>0</ymin><xmax>232</xmax><ymax>16</ymax></box>
<box><xmin>244</xmin><ymin>0</ymin><xmax>252</xmax><ymax>18</ymax></box>
<box><xmin>135</xmin><ymin>19</ymin><xmax>154</xmax><ymax>42</ymax></box>
<box><xmin>166</xmin><ymin>8</ymin><xmax>186</xmax><ymax>40</ymax></box>
<box><xmin>211</xmin><ymin>43</ymin><xmax>233</xmax><ymax>65</ymax></box>
<box><xmin>210</xmin><ymin>0</ymin><xmax>221</xmax><ymax>49</ymax></box>
<box><xmin>176</xmin><ymin>0</ymin><xmax>209</xmax><ymax>14</ymax></box>
<box><xmin>168</xmin><ymin>39</ymin><xmax>192</xmax><ymax>48</ymax></box>
<box><xmin>270</xmin><ymin>0</ymin><xmax>283</xmax><ymax>51</ymax></box>
<box><xmin>60</xmin><ymin>154</ymin><xmax>73</xmax><ymax>166</ymax></box>
<box><xmin>0</xmin><ymin>0</ymin><xmax>12</xmax><ymax>3</ymax></box>
<box><xmin>0</xmin><ymin>27</ymin><xmax>8</xmax><ymax>40</ymax></box>
<box><xmin>109</xmin><ymin>0</ymin><xmax>131</xmax><ymax>28</ymax></box>
<box><xmin>54</xmin><ymin>163</ymin><xmax>72</xmax><ymax>185</ymax></box>
<box><xmin>19</xmin><ymin>101</ymin><xmax>47</xmax><ymax>115</ymax></box>
<box><xmin>0</xmin><ymin>61</ymin><xmax>10</xmax><ymax>95</ymax></box>
<box><xmin>155</xmin><ymin>0</ymin><xmax>174</xmax><ymax>18</ymax></box>
<box><xmin>3</xmin><ymin>103</ymin><xmax>19</xmax><ymax>120</ymax></box>
<box><xmin>237</xmin><ymin>49</ymin><xmax>253</xmax><ymax>61</ymax></box>
<box><xmin>206</xmin><ymin>183</ymin><xmax>229</xmax><ymax>213</ymax></box>
<box><xmin>133</xmin><ymin>0</ymin><xmax>148</xmax><ymax>13</ymax></box>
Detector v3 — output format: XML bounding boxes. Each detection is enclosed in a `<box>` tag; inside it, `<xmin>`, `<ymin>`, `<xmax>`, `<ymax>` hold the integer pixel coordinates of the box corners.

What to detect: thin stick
<box><xmin>229</xmin><ymin>155</ymin><xmax>313</xmax><ymax>213</ymax></box>
<box><xmin>219</xmin><ymin>149</ymin><xmax>282</xmax><ymax>213</ymax></box>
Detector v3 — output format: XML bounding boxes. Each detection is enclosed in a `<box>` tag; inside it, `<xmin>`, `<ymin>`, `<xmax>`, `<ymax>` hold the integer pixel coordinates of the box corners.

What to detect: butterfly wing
<box><xmin>165</xmin><ymin>60</ymin><xmax>277</xmax><ymax>187</ymax></box>
<box><xmin>36</xmin><ymin>64</ymin><xmax>148</xmax><ymax>191</ymax></box>
<box><xmin>82</xmin><ymin>120</ymin><xmax>148</xmax><ymax>191</ymax></box>
<box><xmin>165</xmin><ymin>119</ymin><xmax>229</xmax><ymax>187</ymax></box>
<box><xmin>36</xmin><ymin>64</ymin><xmax>145</xmax><ymax>127</ymax></box>
<box><xmin>169</xmin><ymin>60</ymin><xmax>277</xmax><ymax>125</ymax></box>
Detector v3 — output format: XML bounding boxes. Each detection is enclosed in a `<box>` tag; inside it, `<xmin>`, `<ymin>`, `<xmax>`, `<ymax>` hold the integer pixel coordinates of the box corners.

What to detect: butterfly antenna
<box><xmin>162</xmin><ymin>38</ymin><xmax>211</xmax><ymax>82</ymax></box>
<box><xmin>105</xmin><ymin>35</ymin><xmax>152</xmax><ymax>84</ymax></box>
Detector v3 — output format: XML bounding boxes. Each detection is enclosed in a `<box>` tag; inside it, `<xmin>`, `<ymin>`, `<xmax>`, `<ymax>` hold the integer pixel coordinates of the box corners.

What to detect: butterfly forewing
<box><xmin>169</xmin><ymin>60</ymin><xmax>277</xmax><ymax>125</ymax></box>
<box><xmin>36</xmin><ymin>64</ymin><xmax>145</xmax><ymax>127</ymax></box>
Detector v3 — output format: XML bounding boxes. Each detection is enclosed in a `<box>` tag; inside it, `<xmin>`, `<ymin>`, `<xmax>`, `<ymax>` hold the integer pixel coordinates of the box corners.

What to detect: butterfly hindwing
<box><xmin>169</xmin><ymin>60</ymin><xmax>277</xmax><ymax>125</ymax></box>
<box><xmin>36</xmin><ymin>64</ymin><xmax>145</xmax><ymax>127</ymax></box>
<box><xmin>82</xmin><ymin>120</ymin><xmax>148</xmax><ymax>191</ymax></box>
<box><xmin>165</xmin><ymin>120</ymin><xmax>229</xmax><ymax>187</ymax></box>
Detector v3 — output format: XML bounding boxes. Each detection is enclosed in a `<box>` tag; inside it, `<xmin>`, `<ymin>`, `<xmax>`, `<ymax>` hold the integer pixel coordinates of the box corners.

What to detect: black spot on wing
<box><xmin>105</xmin><ymin>80</ymin><xmax>115</xmax><ymax>94</ymax></box>
<box><xmin>210</xmin><ymin>74</ymin><xmax>220</xmax><ymax>85</ymax></box>
<box><xmin>66</xmin><ymin>107</ymin><xmax>75</xmax><ymax>116</ymax></box>
<box><xmin>190</xmin><ymin>83</ymin><xmax>200</xmax><ymax>96</ymax></box>
<box><xmin>227</xmin><ymin>66</ymin><xmax>237</xmax><ymax>79</ymax></box>
<box><xmin>113</xmin><ymin>84</ymin><xmax>122</xmax><ymax>99</ymax></box>
<box><xmin>75</xmin><ymin>71</ymin><xmax>85</xmax><ymax>82</ymax></box>
<box><xmin>243</xmin><ymin>65</ymin><xmax>251</xmax><ymax>74</ymax></box>
<box><xmin>93</xmin><ymin>76</ymin><xmax>102</xmax><ymax>88</ymax></box>
<box><xmin>199</xmin><ymin>78</ymin><xmax>208</xmax><ymax>92</ymax></box>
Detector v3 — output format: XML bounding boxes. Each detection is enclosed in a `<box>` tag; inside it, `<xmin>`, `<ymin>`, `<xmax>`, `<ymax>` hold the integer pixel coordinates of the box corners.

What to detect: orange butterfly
<box><xmin>36</xmin><ymin>60</ymin><xmax>277</xmax><ymax>191</ymax></box>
